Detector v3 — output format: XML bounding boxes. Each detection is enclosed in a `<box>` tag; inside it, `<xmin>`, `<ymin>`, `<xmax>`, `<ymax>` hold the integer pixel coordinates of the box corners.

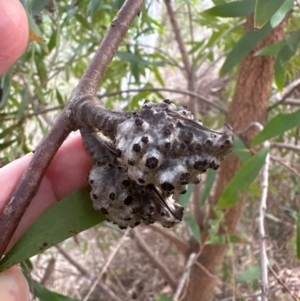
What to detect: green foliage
<box><xmin>0</xmin><ymin>188</ymin><xmax>104</xmax><ymax>271</ymax></box>
<box><xmin>253</xmin><ymin>108</ymin><xmax>300</xmax><ymax>145</ymax></box>
<box><xmin>218</xmin><ymin>146</ymin><xmax>269</xmax><ymax>208</ymax></box>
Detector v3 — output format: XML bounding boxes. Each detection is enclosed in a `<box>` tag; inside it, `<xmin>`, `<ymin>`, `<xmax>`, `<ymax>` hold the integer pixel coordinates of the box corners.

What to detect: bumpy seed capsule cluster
<box><xmin>115</xmin><ymin>100</ymin><xmax>233</xmax><ymax>196</ymax></box>
<box><xmin>89</xmin><ymin>163</ymin><xmax>183</xmax><ymax>228</ymax></box>
<box><xmin>81</xmin><ymin>130</ymin><xmax>184</xmax><ymax>229</ymax></box>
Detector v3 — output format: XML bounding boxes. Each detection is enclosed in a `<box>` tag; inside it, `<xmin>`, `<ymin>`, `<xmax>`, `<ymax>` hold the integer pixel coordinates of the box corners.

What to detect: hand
<box><xmin>0</xmin><ymin>0</ymin><xmax>29</xmax><ymax>76</ymax></box>
<box><xmin>0</xmin><ymin>2</ymin><xmax>93</xmax><ymax>300</ymax></box>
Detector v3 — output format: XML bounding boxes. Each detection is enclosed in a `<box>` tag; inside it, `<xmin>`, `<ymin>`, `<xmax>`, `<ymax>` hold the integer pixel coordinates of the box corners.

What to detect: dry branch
<box><xmin>0</xmin><ymin>0</ymin><xmax>145</xmax><ymax>258</ymax></box>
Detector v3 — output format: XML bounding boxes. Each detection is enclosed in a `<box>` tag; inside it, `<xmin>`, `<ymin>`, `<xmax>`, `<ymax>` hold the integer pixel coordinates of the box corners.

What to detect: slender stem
<box><xmin>97</xmin><ymin>87</ymin><xmax>227</xmax><ymax>113</ymax></box>
<box><xmin>268</xmin><ymin>78</ymin><xmax>300</xmax><ymax>111</ymax></box>
<box><xmin>0</xmin><ymin>0</ymin><xmax>145</xmax><ymax>259</ymax></box>
<box><xmin>258</xmin><ymin>139</ymin><xmax>270</xmax><ymax>301</ymax></box>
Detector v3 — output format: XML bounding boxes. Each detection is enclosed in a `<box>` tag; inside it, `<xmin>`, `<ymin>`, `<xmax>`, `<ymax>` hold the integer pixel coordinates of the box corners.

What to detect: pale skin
<box><xmin>0</xmin><ymin>1</ymin><xmax>93</xmax><ymax>300</ymax></box>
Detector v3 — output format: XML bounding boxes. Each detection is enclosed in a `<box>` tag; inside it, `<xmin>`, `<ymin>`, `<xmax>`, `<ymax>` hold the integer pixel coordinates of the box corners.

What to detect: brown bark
<box><xmin>183</xmin><ymin>16</ymin><xmax>285</xmax><ymax>301</ymax></box>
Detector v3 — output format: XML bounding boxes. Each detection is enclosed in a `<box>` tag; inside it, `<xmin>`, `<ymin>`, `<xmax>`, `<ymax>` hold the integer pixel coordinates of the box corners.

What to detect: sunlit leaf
<box><xmin>254</xmin><ymin>0</ymin><xmax>285</xmax><ymax>29</ymax></box>
<box><xmin>270</xmin><ymin>0</ymin><xmax>294</xmax><ymax>28</ymax></box>
<box><xmin>218</xmin><ymin>146</ymin><xmax>269</xmax><ymax>208</ymax></box>
<box><xmin>252</xmin><ymin>108</ymin><xmax>300</xmax><ymax>145</ymax></box>
<box><xmin>202</xmin><ymin>0</ymin><xmax>255</xmax><ymax>17</ymax></box>
<box><xmin>0</xmin><ymin>188</ymin><xmax>104</xmax><ymax>271</ymax></box>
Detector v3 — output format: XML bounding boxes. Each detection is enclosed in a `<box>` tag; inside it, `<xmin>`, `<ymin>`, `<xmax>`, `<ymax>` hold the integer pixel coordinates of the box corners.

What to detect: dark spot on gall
<box><xmin>119</xmin><ymin>226</ymin><xmax>127</xmax><ymax>230</ymax></box>
<box><xmin>100</xmin><ymin>208</ymin><xmax>108</xmax><ymax>214</ymax></box>
<box><xmin>225</xmin><ymin>139</ymin><xmax>231</xmax><ymax>145</ymax></box>
<box><xmin>92</xmin><ymin>194</ymin><xmax>97</xmax><ymax>199</ymax></box>
<box><xmin>180</xmin><ymin>173</ymin><xmax>190</xmax><ymax>185</ymax></box>
<box><xmin>206</xmin><ymin>139</ymin><xmax>212</xmax><ymax>145</ymax></box>
<box><xmin>122</xmin><ymin>179</ymin><xmax>130</xmax><ymax>186</ymax></box>
<box><xmin>145</xmin><ymin>157</ymin><xmax>159</xmax><ymax>169</ymax></box>
<box><xmin>124</xmin><ymin>217</ymin><xmax>131</xmax><ymax>221</ymax></box>
<box><xmin>128</xmin><ymin>159</ymin><xmax>134</xmax><ymax>165</ymax></box>
<box><xmin>163</xmin><ymin>128</ymin><xmax>171</xmax><ymax>136</ymax></box>
<box><xmin>89</xmin><ymin>179</ymin><xmax>94</xmax><ymax>184</ymax></box>
<box><xmin>109</xmin><ymin>192</ymin><xmax>116</xmax><ymax>200</ymax></box>
<box><xmin>135</xmin><ymin>118</ymin><xmax>144</xmax><ymax>126</ymax></box>
<box><xmin>124</xmin><ymin>196</ymin><xmax>133</xmax><ymax>205</ymax></box>
<box><xmin>141</xmin><ymin>136</ymin><xmax>149</xmax><ymax>143</ymax></box>
<box><xmin>134</xmin><ymin>221</ymin><xmax>140</xmax><ymax>226</ymax></box>
<box><xmin>133</xmin><ymin>143</ymin><xmax>141</xmax><ymax>152</ymax></box>
<box><xmin>163</xmin><ymin>99</ymin><xmax>171</xmax><ymax>104</ymax></box>
<box><xmin>138</xmin><ymin>178</ymin><xmax>145</xmax><ymax>184</ymax></box>
<box><xmin>161</xmin><ymin>182</ymin><xmax>174</xmax><ymax>192</ymax></box>
<box><xmin>116</xmin><ymin>149</ymin><xmax>122</xmax><ymax>157</ymax></box>
<box><xmin>165</xmin><ymin>142</ymin><xmax>171</xmax><ymax>148</ymax></box>
<box><xmin>108</xmin><ymin>163</ymin><xmax>114</xmax><ymax>168</ymax></box>
<box><xmin>180</xmin><ymin>190</ymin><xmax>187</xmax><ymax>194</ymax></box>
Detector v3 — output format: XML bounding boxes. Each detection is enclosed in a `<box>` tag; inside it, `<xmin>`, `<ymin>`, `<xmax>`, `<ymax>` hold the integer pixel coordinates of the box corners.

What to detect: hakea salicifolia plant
<box><xmin>69</xmin><ymin>96</ymin><xmax>234</xmax><ymax>229</ymax></box>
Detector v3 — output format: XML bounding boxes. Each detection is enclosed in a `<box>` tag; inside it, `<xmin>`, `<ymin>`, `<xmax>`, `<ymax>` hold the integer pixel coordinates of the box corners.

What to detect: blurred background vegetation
<box><xmin>1</xmin><ymin>0</ymin><xmax>300</xmax><ymax>300</ymax></box>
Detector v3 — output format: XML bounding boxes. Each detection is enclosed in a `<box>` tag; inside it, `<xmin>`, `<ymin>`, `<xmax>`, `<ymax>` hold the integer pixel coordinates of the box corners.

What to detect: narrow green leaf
<box><xmin>297</xmin><ymin>209</ymin><xmax>300</xmax><ymax>259</ymax></box>
<box><xmin>220</xmin><ymin>23</ymin><xmax>272</xmax><ymax>76</ymax></box>
<box><xmin>116</xmin><ymin>51</ymin><xmax>164</xmax><ymax>67</ymax></box>
<box><xmin>270</xmin><ymin>0</ymin><xmax>294</xmax><ymax>28</ymax></box>
<box><xmin>200</xmin><ymin>170</ymin><xmax>216</xmax><ymax>205</ymax></box>
<box><xmin>274</xmin><ymin>59</ymin><xmax>285</xmax><ymax>91</ymax></box>
<box><xmin>254</xmin><ymin>0</ymin><xmax>285</xmax><ymax>29</ymax></box>
<box><xmin>18</xmin><ymin>85</ymin><xmax>30</xmax><ymax>117</ymax></box>
<box><xmin>0</xmin><ymin>69</ymin><xmax>12</xmax><ymax>109</ymax></box>
<box><xmin>252</xmin><ymin>109</ymin><xmax>300</xmax><ymax>145</ymax></box>
<box><xmin>0</xmin><ymin>188</ymin><xmax>104</xmax><ymax>271</ymax></box>
<box><xmin>29</xmin><ymin>0</ymin><xmax>50</xmax><ymax>16</ymax></box>
<box><xmin>185</xmin><ymin>212</ymin><xmax>201</xmax><ymax>243</ymax></box>
<box><xmin>218</xmin><ymin>146</ymin><xmax>269</xmax><ymax>208</ymax></box>
<box><xmin>202</xmin><ymin>0</ymin><xmax>255</xmax><ymax>17</ymax></box>
<box><xmin>230</xmin><ymin>136</ymin><xmax>250</xmax><ymax>163</ymax></box>
<box><xmin>254</xmin><ymin>41</ymin><xmax>285</xmax><ymax>56</ymax></box>
<box><xmin>178</xmin><ymin>184</ymin><xmax>193</xmax><ymax>209</ymax></box>
<box><xmin>0</xmin><ymin>140</ymin><xmax>17</xmax><ymax>151</ymax></box>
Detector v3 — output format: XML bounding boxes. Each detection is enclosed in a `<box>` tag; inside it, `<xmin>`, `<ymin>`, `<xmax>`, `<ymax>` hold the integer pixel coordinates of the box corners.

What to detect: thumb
<box><xmin>0</xmin><ymin>266</ymin><xmax>30</xmax><ymax>301</ymax></box>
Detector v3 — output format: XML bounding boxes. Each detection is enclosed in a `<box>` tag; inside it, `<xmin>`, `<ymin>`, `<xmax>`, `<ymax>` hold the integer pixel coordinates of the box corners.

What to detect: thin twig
<box><xmin>268</xmin><ymin>267</ymin><xmax>299</xmax><ymax>301</ymax></box>
<box><xmin>268</xmin><ymin>78</ymin><xmax>300</xmax><ymax>111</ymax></box>
<box><xmin>258</xmin><ymin>138</ymin><xmax>270</xmax><ymax>301</ymax></box>
<box><xmin>173</xmin><ymin>253</ymin><xmax>196</xmax><ymax>301</ymax></box>
<box><xmin>83</xmin><ymin>229</ymin><xmax>130</xmax><ymax>301</ymax></box>
<box><xmin>132</xmin><ymin>228</ymin><xmax>177</xmax><ymax>291</ymax></box>
<box><xmin>164</xmin><ymin>0</ymin><xmax>192</xmax><ymax>76</ymax></box>
<box><xmin>0</xmin><ymin>0</ymin><xmax>145</xmax><ymax>258</ymax></box>
<box><xmin>271</xmin><ymin>142</ymin><xmax>300</xmax><ymax>152</ymax></box>
<box><xmin>270</xmin><ymin>155</ymin><xmax>300</xmax><ymax>180</ymax></box>
<box><xmin>55</xmin><ymin>245</ymin><xmax>123</xmax><ymax>301</ymax></box>
<box><xmin>148</xmin><ymin>224</ymin><xmax>189</xmax><ymax>254</ymax></box>
<box><xmin>97</xmin><ymin>87</ymin><xmax>227</xmax><ymax>113</ymax></box>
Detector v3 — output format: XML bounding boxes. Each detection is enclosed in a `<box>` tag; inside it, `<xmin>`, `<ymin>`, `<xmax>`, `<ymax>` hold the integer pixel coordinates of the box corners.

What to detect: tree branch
<box><xmin>268</xmin><ymin>78</ymin><xmax>300</xmax><ymax>111</ymax></box>
<box><xmin>258</xmin><ymin>140</ymin><xmax>270</xmax><ymax>301</ymax></box>
<box><xmin>0</xmin><ymin>0</ymin><xmax>145</xmax><ymax>258</ymax></box>
<box><xmin>98</xmin><ymin>87</ymin><xmax>227</xmax><ymax>113</ymax></box>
